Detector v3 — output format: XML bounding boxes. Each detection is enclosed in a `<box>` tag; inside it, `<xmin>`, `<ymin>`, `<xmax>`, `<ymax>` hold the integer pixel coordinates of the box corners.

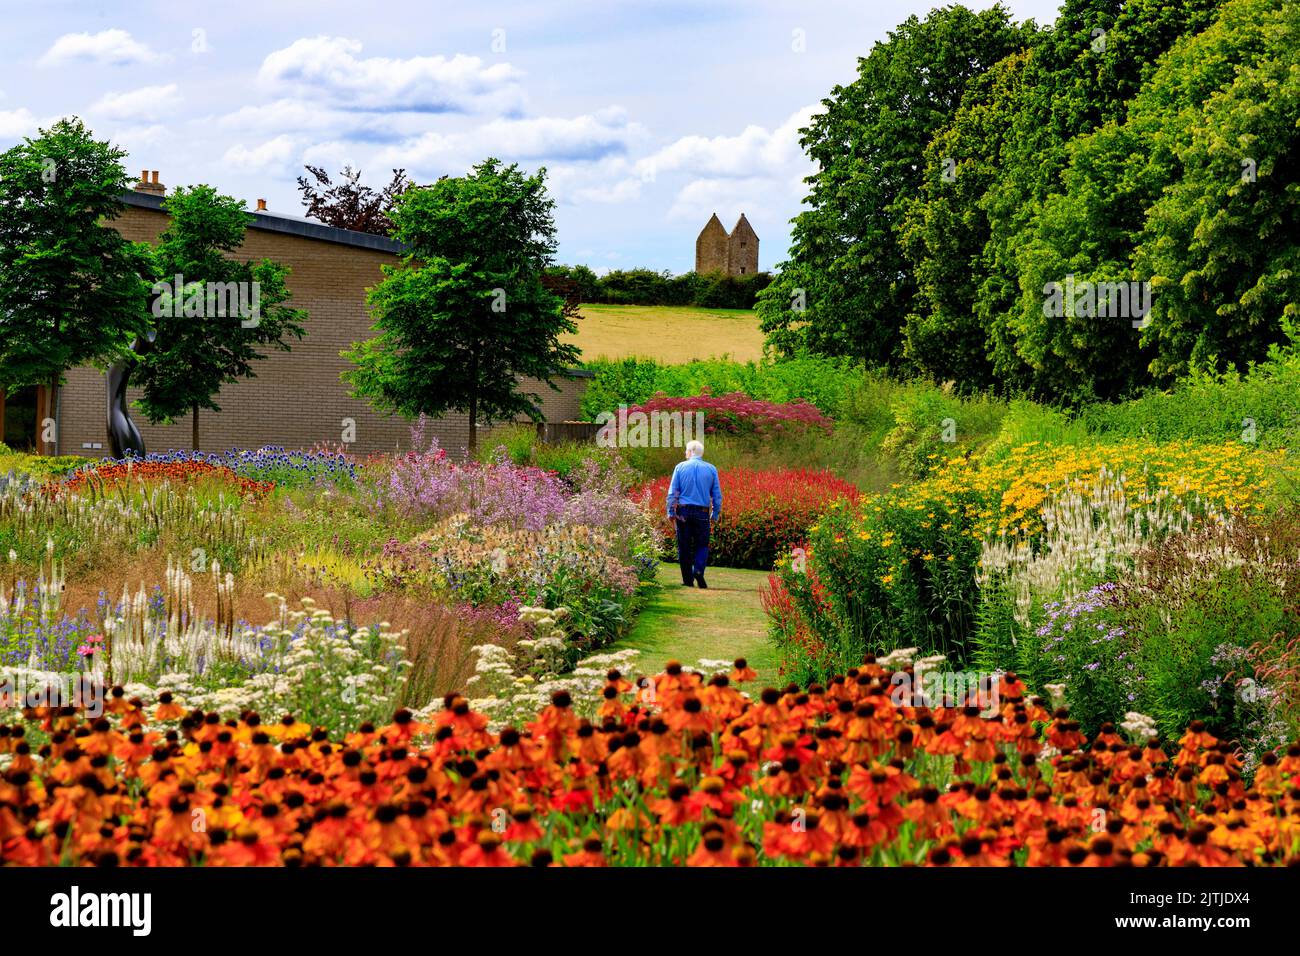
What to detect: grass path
<box><xmin>611</xmin><ymin>562</ymin><xmax>779</xmax><ymax>687</ymax></box>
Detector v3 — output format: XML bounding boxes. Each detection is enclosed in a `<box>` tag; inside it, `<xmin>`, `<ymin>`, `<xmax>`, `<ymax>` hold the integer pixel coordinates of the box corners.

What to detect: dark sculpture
<box><xmin>106</xmin><ymin>327</ymin><xmax>156</xmax><ymax>459</ymax></box>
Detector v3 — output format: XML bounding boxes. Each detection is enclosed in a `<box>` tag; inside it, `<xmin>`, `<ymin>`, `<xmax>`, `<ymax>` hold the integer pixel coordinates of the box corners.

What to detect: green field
<box><xmin>564</xmin><ymin>303</ymin><xmax>765</xmax><ymax>363</ymax></box>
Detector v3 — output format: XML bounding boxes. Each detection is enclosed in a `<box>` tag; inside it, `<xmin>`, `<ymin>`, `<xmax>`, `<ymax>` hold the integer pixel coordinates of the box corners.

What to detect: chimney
<box><xmin>256</xmin><ymin>198</ymin><xmax>267</xmax><ymax>211</ymax></box>
<box><xmin>134</xmin><ymin>169</ymin><xmax>165</xmax><ymax>197</ymax></box>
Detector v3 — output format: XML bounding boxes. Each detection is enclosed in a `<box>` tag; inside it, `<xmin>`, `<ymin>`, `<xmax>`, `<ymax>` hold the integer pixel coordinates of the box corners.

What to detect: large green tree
<box><xmin>0</xmin><ymin>118</ymin><xmax>153</xmax><ymax>453</ymax></box>
<box><xmin>976</xmin><ymin>0</ymin><xmax>1224</xmax><ymax>396</ymax></box>
<box><xmin>343</xmin><ymin>159</ymin><xmax>579</xmax><ymax>455</ymax></box>
<box><xmin>756</xmin><ymin>3</ymin><xmax>1033</xmax><ymax>366</ymax></box>
<box><xmin>134</xmin><ymin>185</ymin><xmax>307</xmax><ymax>450</ymax></box>
<box><xmin>899</xmin><ymin>49</ymin><xmax>1032</xmax><ymax>390</ymax></box>
<box><xmin>1005</xmin><ymin>0</ymin><xmax>1291</xmax><ymax>400</ymax></box>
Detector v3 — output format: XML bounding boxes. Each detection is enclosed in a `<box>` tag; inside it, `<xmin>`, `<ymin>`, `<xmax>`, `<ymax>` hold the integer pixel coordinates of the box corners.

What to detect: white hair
<box><xmin>685</xmin><ymin>440</ymin><xmax>704</xmax><ymax>459</ymax></box>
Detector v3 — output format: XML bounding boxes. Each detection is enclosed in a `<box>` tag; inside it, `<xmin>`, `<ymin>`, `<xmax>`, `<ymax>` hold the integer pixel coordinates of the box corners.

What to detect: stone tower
<box><xmin>695</xmin><ymin>213</ymin><xmax>729</xmax><ymax>274</ymax></box>
<box><xmin>727</xmin><ymin>213</ymin><xmax>758</xmax><ymax>275</ymax></box>
<box><xmin>695</xmin><ymin>212</ymin><xmax>759</xmax><ymax>275</ymax></box>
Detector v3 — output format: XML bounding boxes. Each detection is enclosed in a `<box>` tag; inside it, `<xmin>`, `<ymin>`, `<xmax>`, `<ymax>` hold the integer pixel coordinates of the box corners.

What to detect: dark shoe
<box><xmin>694</xmin><ymin>573</ymin><xmax>707</xmax><ymax>589</ymax></box>
<box><xmin>681</xmin><ymin>576</ymin><xmax>695</xmax><ymax>586</ymax></box>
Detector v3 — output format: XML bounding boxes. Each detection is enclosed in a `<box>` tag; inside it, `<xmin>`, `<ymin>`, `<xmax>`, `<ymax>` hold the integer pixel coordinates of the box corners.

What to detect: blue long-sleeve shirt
<box><xmin>667</xmin><ymin>457</ymin><xmax>722</xmax><ymax>520</ymax></box>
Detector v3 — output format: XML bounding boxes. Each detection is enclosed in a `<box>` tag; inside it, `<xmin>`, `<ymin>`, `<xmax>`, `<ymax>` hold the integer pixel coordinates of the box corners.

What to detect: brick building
<box><xmin>694</xmin><ymin>212</ymin><xmax>759</xmax><ymax>275</ymax></box>
<box><xmin>4</xmin><ymin>172</ymin><xmax>590</xmax><ymax>460</ymax></box>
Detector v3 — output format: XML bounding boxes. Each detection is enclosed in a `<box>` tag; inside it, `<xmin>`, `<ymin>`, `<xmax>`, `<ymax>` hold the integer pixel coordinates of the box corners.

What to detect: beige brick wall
<box><xmin>58</xmin><ymin>204</ymin><xmax>590</xmax><ymax>460</ymax></box>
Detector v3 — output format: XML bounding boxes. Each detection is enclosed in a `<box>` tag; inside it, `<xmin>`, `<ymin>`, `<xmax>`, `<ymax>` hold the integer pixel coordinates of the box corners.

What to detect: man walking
<box><xmin>666</xmin><ymin>439</ymin><xmax>722</xmax><ymax>588</ymax></box>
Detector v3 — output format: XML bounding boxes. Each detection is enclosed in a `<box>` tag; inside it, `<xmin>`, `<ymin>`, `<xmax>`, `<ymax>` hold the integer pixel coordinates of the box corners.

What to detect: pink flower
<box><xmin>76</xmin><ymin>645</ymin><xmax>95</xmax><ymax>657</ymax></box>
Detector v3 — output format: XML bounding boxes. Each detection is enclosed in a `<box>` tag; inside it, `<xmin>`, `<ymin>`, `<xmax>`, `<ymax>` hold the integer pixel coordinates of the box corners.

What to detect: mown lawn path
<box><xmin>611</xmin><ymin>562</ymin><xmax>779</xmax><ymax>688</ymax></box>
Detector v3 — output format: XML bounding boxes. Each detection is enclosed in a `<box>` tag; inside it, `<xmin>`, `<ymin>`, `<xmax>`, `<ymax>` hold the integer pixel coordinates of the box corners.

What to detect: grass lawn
<box><xmin>612</xmin><ymin>562</ymin><xmax>780</xmax><ymax>688</ymax></box>
<box><xmin>564</xmin><ymin>302</ymin><xmax>765</xmax><ymax>363</ymax></box>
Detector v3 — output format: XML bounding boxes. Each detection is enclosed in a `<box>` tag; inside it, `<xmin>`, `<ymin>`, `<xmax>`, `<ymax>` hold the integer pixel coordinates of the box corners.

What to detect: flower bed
<box><xmin>57</xmin><ymin>459</ymin><xmax>274</xmax><ymax>499</ymax></box>
<box><xmin>765</xmin><ymin>438</ymin><xmax>1300</xmax><ymax>754</ymax></box>
<box><xmin>2</xmin><ymin>657</ymin><xmax>1295</xmax><ymax>866</ymax></box>
<box><xmin>639</xmin><ymin>468</ymin><xmax>858</xmax><ymax>570</ymax></box>
<box><xmin>369</xmin><ymin>517</ymin><xmax>655</xmax><ymax>657</ymax></box>
<box><xmin>629</xmin><ymin>389</ymin><xmax>832</xmax><ymax>438</ymax></box>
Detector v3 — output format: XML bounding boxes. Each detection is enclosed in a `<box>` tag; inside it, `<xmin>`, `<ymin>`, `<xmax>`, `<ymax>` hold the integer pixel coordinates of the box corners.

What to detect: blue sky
<box><xmin>1</xmin><ymin>0</ymin><xmax>1062</xmax><ymax>272</ymax></box>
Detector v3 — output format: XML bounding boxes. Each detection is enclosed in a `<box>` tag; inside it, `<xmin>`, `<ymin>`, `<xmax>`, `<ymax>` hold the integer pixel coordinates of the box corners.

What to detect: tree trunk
<box><xmin>192</xmin><ymin>402</ymin><xmax>200</xmax><ymax>452</ymax></box>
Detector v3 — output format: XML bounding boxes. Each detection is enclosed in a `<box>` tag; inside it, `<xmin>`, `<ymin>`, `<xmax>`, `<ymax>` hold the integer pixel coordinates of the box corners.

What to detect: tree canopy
<box><xmin>0</xmin><ymin>117</ymin><xmax>153</xmax><ymax>453</ymax></box>
<box><xmin>343</xmin><ymin>159</ymin><xmax>579</xmax><ymax>454</ymax></box>
<box><xmin>134</xmin><ymin>184</ymin><xmax>307</xmax><ymax>450</ymax></box>
<box><xmin>760</xmin><ymin>0</ymin><xmax>1297</xmax><ymax>404</ymax></box>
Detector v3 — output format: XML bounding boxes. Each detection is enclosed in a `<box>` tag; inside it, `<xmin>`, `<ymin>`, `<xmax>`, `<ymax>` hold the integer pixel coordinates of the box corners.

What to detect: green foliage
<box><xmin>783</xmin><ymin>488</ymin><xmax>987</xmax><ymax>678</ymax></box>
<box><xmin>0</xmin><ymin>444</ymin><xmax>84</xmax><ymax>481</ymax></box>
<box><xmin>134</xmin><ymin>184</ymin><xmax>308</xmax><ymax>446</ymax></box>
<box><xmin>0</xmin><ymin>118</ymin><xmax>153</xmax><ymax>411</ymax></box>
<box><xmin>1132</xmin><ymin>0</ymin><xmax>1300</xmax><ymax>382</ymax></box>
<box><xmin>343</xmin><ymin>159</ymin><xmax>579</xmax><ymax>454</ymax></box>
<box><xmin>880</xmin><ymin>386</ymin><xmax>1009</xmax><ymax>480</ymax></box>
<box><xmin>579</xmin><ymin>354</ymin><xmax>863</xmax><ymax>419</ymax></box>
<box><xmin>1079</xmin><ymin>352</ymin><xmax>1300</xmax><ymax>446</ymax></box>
<box><xmin>478</xmin><ymin>423</ymin><xmax>626</xmax><ymax>480</ymax></box>
<box><xmin>757</xmin><ymin>4</ymin><xmax>1032</xmax><ymax>365</ymax></box>
<box><xmin>552</xmin><ymin>266</ymin><xmax>772</xmax><ymax>309</ymax></box>
<box><xmin>544</xmin><ymin>263</ymin><xmax>601</xmax><ymax>301</ymax></box>
<box><xmin>900</xmin><ymin>50</ymin><xmax>1031</xmax><ymax>390</ymax></box>
<box><xmin>769</xmin><ymin>0</ymin><xmax>1300</xmax><ymax>406</ymax></box>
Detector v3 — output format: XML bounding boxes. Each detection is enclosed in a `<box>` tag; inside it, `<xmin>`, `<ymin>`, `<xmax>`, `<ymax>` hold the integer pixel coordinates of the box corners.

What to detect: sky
<box><xmin>0</xmin><ymin>0</ymin><xmax>1064</xmax><ymax>273</ymax></box>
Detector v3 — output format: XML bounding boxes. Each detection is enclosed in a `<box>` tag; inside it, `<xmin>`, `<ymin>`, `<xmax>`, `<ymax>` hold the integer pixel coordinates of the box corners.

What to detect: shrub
<box><xmin>1079</xmin><ymin>351</ymin><xmax>1300</xmax><ymax>446</ymax></box>
<box><xmin>561</xmin><ymin>266</ymin><xmax>773</xmax><ymax>308</ymax></box>
<box><xmin>0</xmin><ymin>444</ymin><xmax>84</xmax><ymax>481</ymax></box>
<box><xmin>638</xmin><ymin>468</ymin><xmax>859</xmax><ymax>570</ymax></box>
<box><xmin>880</xmin><ymin>384</ymin><xmax>1008</xmax><ymax>480</ymax></box>
<box><xmin>771</xmin><ymin>438</ymin><xmax>1293</xmax><ymax>680</ymax></box>
<box><xmin>580</xmin><ymin>355</ymin><xmax>863</xmax><ymax>420</ymax></box>
<box><xmin>58</xmin><ymin>459</ymin><xmax>275</xmax><ymax>499</ymax></box>
<box><xmin>627</xmin><ymin>390</ymin><xmax>832</xmax><ymax>439</ymax></box>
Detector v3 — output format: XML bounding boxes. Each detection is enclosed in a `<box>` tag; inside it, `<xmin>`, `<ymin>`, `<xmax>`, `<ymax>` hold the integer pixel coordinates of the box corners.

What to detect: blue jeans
<box><xmin>674</xmin><ymin>504</ymin><xmax>712</xmax><ymax>583</ymax></box>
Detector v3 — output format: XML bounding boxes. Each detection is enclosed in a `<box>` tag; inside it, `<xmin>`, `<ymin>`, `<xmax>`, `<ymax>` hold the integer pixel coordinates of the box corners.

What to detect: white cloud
<box><xmin>0</xmin><ymin>107</ymin><xmax>40</xmax><ymax>139</ymax></box>
<box><xmin>634</xmin><ymin>104</ymin><xmax>819</xmax><ymax>182</ymax></box>
<box><xmin>38</xmin><ymin>29</ymin><xmax>167</xmax><ymax>67</ymax></box>
<box><xmin>665</xmin><ymin>176</ymin><xmax>776</xmax><ymax>223</ymax></box>
<box><xmin>218</xmin><ymin>99</ymin><xmax>345</xmax><ymax>133</ymax></box>
<box><xmin>105</xmin><ymin>123</ymin><xmax>167</xmax><ymax>154</ymax></box>
<box><xmin>222</xmin><ymin>134</ymin><xmax>296</xmax><ymax>171</ymax></box>
<box><xmin>373</xmin><ymin>109</ymin><xmax>644</xmax><ymax>177</ymax></box>
<box><xmin>91</xmin><ymin>84</ymin><xmax>181</xmax><ymax>120</ymax></box>
<box><xmin>258</xmin><ymin>36</ymin><xmax>524</xmax><ymax>114</ymax></box>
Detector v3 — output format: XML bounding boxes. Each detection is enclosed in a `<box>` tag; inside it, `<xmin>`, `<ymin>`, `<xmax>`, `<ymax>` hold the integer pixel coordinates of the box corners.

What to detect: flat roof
<box><xmin>120</xmin><ymin>190</ymin><xmax>406</xmax><ymax>255</ymax></box>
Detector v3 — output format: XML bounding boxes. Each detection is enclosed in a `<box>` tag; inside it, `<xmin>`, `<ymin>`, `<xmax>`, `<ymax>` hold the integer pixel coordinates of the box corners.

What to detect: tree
<box><xmin>974</xmin><ymin>0</ymin><xmax>1224</xmax><ymax>395</ymax></box>
<box><xmin>899</xmin><ymin>49</ymin><xmax>1032</xmax><ymax>390</ymax></box>
<box><xmin>0</xmin><ymin>118</ymin><xmax>153</xmax><ymax>454</ymax></box>
<box><xmin>343</xmin><ymin>159</ymin><xmax>579</xmax><ymax>456</ymax></box>
<box><xmin>297</xmin><ymin>165</ymin><xmax>410</xmax><ymax>235</ymax></box>
<box><xmin>1003</xmin><ymin>0</ymin><xmax>1287</xmax><ymax>400</ymax></box>
<box><xmin>134</xmin><ymin>185</ymin><xmax>307</xmax><ymax>450</ymax></box>
<box><xmin>756</xmin><ymin>4</ymin><xmax>1033</xmax><ymax>366</ymax></box>
<box><xmin>1132</xmin><ymin>0</ymin><xmax>1299</xmax><ymax>382</ymax></box>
